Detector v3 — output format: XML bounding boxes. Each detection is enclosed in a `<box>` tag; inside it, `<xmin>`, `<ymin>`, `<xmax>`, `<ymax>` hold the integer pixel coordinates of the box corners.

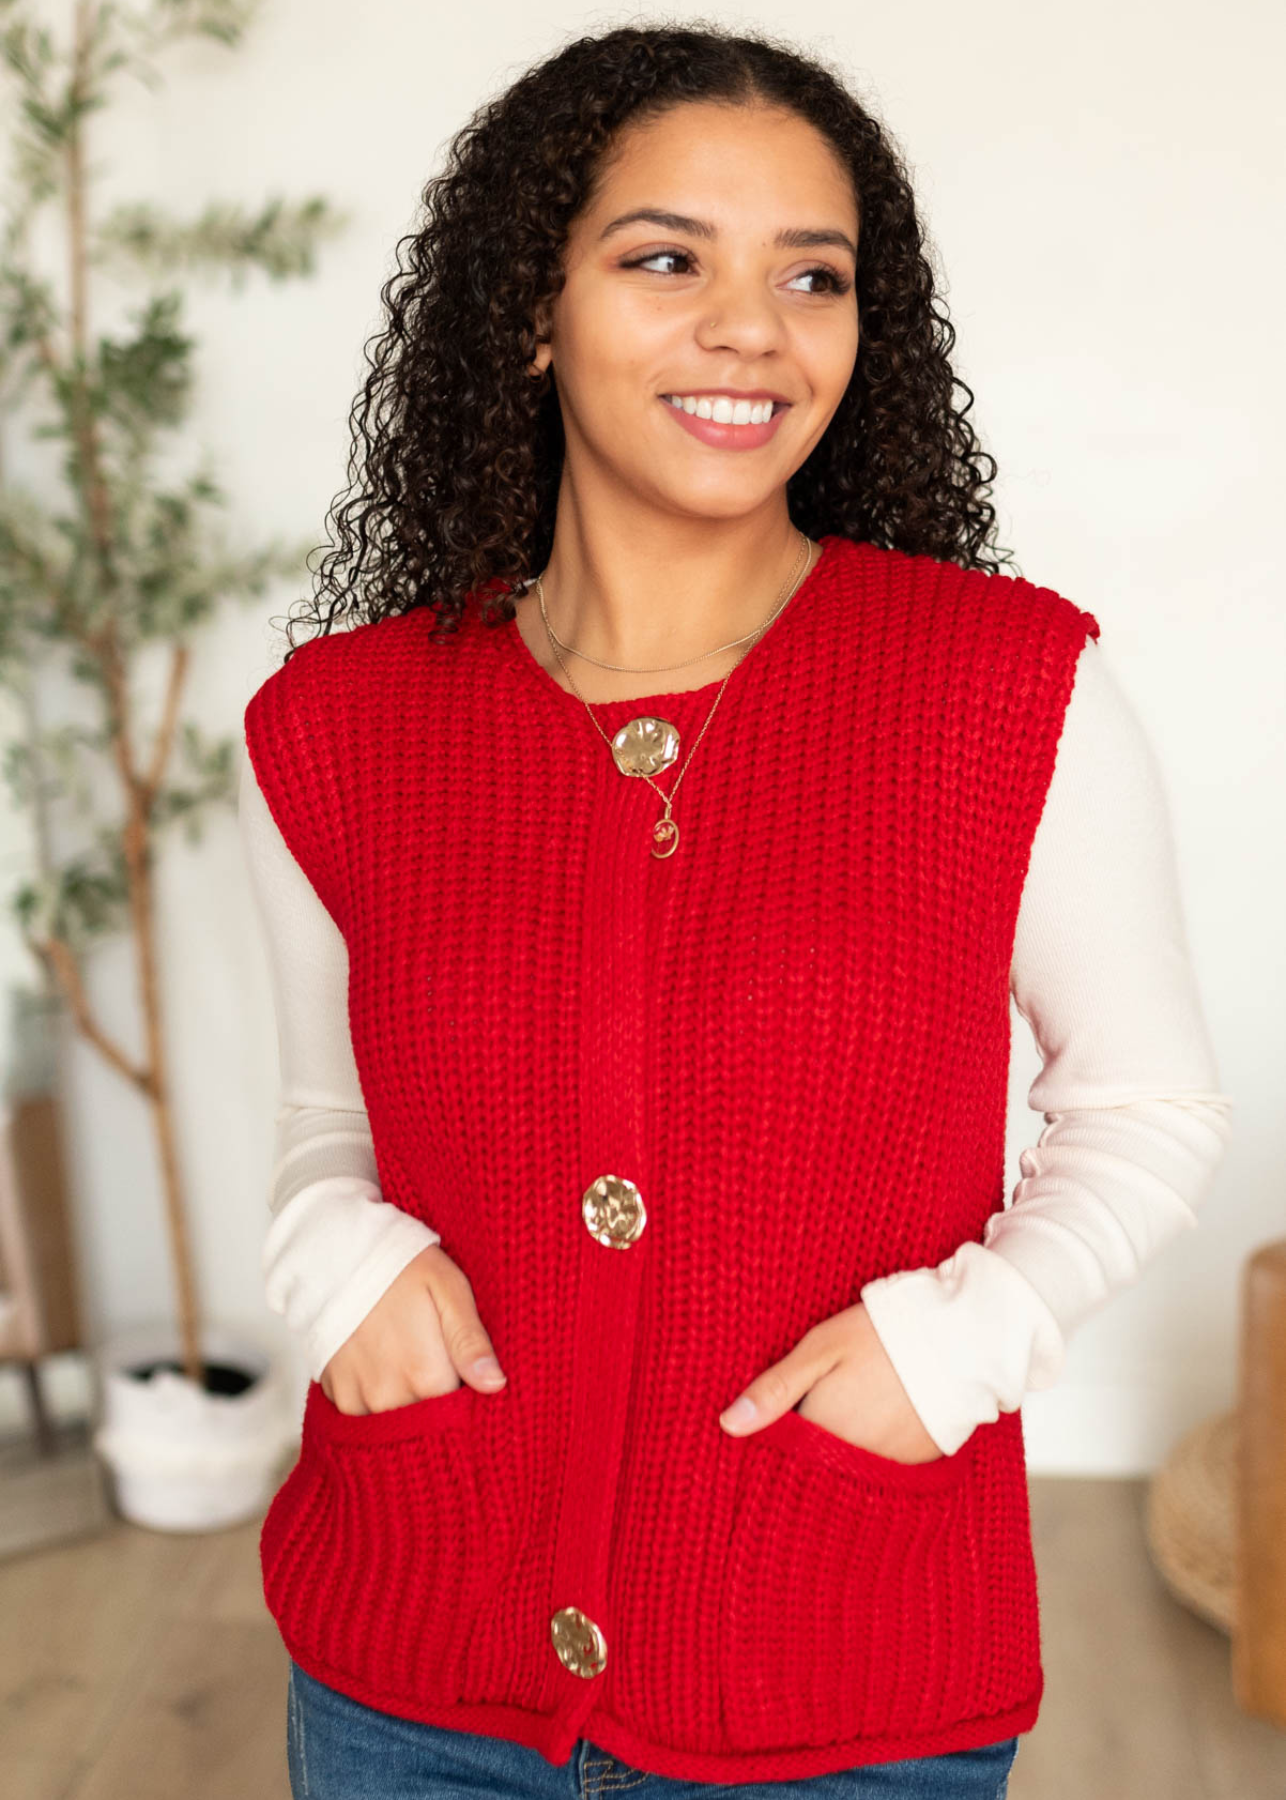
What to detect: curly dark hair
<box><xmin>279</xmin><ymin>19</ymin><xmax>1019</xmax><ymax>660</ymax></box>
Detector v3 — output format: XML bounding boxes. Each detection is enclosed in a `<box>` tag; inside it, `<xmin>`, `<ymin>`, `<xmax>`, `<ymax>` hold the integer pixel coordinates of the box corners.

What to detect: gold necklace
<box><xmin>535</xmin><ymin>530</ymin><xmax>815</xmax><ymax>859</ymax></box>
<box><xmin>541</xmin><ymin>585</ymin><xmax>787</xmax><ymax>672</ymax></box>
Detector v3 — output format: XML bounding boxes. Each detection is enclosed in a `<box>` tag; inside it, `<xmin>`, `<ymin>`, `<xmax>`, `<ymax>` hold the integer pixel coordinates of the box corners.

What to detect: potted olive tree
<box><xmin>0</xmin><ymin>0</ymin><xmax>346</xmax><ymax>1528</ymax></box>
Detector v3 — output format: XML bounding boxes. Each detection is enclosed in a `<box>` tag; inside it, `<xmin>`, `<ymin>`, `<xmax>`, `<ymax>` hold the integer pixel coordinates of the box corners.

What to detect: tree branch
<box><xmin>35</xmin><ymin>932</ymin><xmax>152</xmax><ymax>1094</ymax></box>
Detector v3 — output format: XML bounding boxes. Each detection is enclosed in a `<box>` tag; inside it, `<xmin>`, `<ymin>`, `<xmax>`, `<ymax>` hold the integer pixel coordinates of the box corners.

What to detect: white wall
<box><xmin>1</xmin><ymin>0</ymin><xmax>1276</xmax><ymax>1471</ymax></box>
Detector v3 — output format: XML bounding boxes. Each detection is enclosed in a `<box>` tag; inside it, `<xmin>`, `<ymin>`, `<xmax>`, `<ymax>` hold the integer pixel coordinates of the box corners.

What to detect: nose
<box><xmin>692</xmin><ymin>274</ymin><xmax>788</xmax><ymax>358</ymax></box>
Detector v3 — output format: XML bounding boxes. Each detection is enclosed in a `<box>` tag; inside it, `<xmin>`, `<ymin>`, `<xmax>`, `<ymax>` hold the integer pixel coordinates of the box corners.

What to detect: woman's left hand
<box><xmin>717</xmin><ymin>1300</ymin><xmax>945</xmax><ymax>1464</ymax></box>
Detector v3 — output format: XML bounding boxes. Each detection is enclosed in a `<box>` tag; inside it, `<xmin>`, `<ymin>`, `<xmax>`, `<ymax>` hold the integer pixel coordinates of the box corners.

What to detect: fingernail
<box><xmin>720</xmin><ymin>1395</ymin><xmax>757</xmax><ymax>1432</ymax></box>
<box><xmin>470</xmin><ymin>1355</ymin><xmax>506</xmax><ymax>1384</ymax></box>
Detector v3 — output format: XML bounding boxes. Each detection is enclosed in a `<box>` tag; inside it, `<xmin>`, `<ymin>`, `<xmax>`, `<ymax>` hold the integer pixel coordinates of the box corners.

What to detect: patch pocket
<box><xmin>306</xmin><ymin>1375</ymin><xmax>476</xmax><ymax>1447</ymax></box>
<box><xmin>263</xmin><ymin>1379</ymin><xmax>502</xmax><ymax>1709</ymax></box>
<box><xmin>717</xmin><ymin>1407</ymin><xmax>980</xmax><ymax>1753</ymax></box>
<box><xmin>766</xmin><ymin>1405</ymin><xmax>973</xmax><ymax>1494</ymax></box>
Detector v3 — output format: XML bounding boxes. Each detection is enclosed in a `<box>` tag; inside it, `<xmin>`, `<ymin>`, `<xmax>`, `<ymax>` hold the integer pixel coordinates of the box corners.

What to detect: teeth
<box><xmin>663</xmin><ymin>394</ymin><xmax>777</xmax><ymax>425</ymax></box>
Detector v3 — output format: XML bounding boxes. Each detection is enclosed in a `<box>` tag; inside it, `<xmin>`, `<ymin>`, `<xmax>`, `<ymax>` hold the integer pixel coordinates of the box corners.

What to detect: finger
<box><xmin>719</xmin><ymin>1350</ymin><xmax>824</xmax><ymax>1436</ymax></box>
<box><xmin>422</xmin><ymin>1255</ymin><xmax>507</xmax><ymax>1390</ymax></box>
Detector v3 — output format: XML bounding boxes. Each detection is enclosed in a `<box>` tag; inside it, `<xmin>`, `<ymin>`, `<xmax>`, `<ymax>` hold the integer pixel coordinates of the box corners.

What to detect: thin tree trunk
<box><xmin>29</xmin><ymin>1</ymin><xmax>206</xmax><ymax>1387</ymax></box>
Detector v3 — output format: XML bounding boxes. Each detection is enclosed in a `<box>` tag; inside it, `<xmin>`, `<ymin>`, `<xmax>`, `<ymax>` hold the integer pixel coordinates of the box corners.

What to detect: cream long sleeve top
<box><xmin>238</xmin><ymin>632</ymin><xmax>1234</xmax><ymax>1456</ymax></box>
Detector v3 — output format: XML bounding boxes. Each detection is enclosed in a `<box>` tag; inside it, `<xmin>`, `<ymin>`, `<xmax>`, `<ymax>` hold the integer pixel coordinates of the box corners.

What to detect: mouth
<box><xmin>656</xmin><ymin>392</ymin><xmax>792</xmax><ymax>451</ymax></box>
<box><xmin>659</xmin><ymin>393</ymin><xmax>791</xmax><ymax>421</ymax></box>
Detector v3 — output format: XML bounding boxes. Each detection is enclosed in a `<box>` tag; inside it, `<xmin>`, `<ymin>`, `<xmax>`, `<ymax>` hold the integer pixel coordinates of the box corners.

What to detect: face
<box><xmin>529</xmin><ymin>101</ymin><xmax>860</xmax><ymax>525</ymax></box>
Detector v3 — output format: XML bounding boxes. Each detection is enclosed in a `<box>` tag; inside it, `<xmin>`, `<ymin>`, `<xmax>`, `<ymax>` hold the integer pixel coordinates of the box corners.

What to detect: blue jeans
<box><xmin>287</xmin><ymin>1660</ymin><xmax>1020</xmax><ymax>1797</ymax></box>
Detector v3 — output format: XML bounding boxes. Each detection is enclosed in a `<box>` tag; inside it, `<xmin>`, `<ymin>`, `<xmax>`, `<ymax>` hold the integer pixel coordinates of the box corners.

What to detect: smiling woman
<box><xmin>512</xmin><ymin>96</ymin><xmax>864</xmax><ymax>666</ymax></box>
<box><xmin>275</xmin><ymin>23</ymin><xmax>1011</xmax><ymax>660</ymax></box>
<box><xmin>241</xmin><ymin>18</ymin><xmax>1231</xmax><ymax>1800</ymax></box>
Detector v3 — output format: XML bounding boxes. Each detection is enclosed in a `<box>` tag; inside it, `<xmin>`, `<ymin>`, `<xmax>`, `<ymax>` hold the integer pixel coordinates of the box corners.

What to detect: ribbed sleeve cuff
<box><xmin>260</xmin><ymin>1176</ymin><xmax>441</xmax><ymax>1382</ymax></box>
<box><xmin>859</xmin><ymin>1243</ymin><xmax>1067</xmax><ymax>1457</ymax></box>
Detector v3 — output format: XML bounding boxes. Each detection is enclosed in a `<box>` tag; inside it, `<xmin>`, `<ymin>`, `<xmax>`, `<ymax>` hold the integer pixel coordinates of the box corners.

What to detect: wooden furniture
<box><xmin>0</xmin><ymin>1088</ymin><xmax>86</xmax><ymax>1454</ymax></box>
<box><xmin>1235</xmin><ymin>1238</ymin><xmax>1286</xmax><ymax>1725</ymax></box>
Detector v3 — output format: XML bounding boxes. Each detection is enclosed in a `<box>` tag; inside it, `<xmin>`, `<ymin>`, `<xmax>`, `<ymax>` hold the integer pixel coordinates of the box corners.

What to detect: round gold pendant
<box><xmin>651</xmin><ymin>816</ymin><xmax>680</xmax><ymax>858</ymax></box>
<box><xmin>611</xmin><ymin>716</ymin><xmax>680</xmax><ymax>778</ymax></box>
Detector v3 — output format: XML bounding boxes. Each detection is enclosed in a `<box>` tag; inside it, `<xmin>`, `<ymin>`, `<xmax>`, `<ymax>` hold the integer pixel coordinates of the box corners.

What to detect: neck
<box><xmin>524</xmin><ymin>513</ymin><xmax>811</xmax><ymax>670</ymax></box>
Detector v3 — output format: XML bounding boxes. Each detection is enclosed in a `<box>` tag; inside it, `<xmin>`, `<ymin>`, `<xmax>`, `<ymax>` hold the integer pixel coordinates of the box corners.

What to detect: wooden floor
<box><xmin>3</xmin><ymin>1472</ymin><xmax>1285</xmax><ymax>1798</ymax></box>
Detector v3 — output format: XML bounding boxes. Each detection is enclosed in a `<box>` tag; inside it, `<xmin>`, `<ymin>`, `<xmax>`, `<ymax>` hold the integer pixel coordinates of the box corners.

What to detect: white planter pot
<box><xmin>91</xmin><ymin>1320</ymin><xmax>296</xmax><ymax>1532</ymax></box>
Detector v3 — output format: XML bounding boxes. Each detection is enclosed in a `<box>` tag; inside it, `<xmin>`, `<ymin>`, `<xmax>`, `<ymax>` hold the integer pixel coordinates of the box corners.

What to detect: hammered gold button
<box><xmin>550</xmin><ymin>1605</ymin><xmax>608</xmax><ymax>1677</ymax></box>
<box><xmin>582</xmin><ymin>1174</ymin><xmax>647</xmax><ymax>1248</ymax></box>
<box><xmin>610</xmin><ymin>716</ymin><xmax>680</xmax><ymax>778</ymax></box>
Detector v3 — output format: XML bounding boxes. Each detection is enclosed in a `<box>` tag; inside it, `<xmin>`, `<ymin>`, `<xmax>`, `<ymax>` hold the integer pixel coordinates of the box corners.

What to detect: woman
<box><xmin>240</xmin><ymin>22</ymin><xmax>1232</xmax><ymax>1799</ymax></box>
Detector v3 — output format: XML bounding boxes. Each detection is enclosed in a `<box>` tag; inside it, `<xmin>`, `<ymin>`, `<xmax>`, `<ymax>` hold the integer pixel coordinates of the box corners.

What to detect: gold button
<box><xmin>582</xmin><ymin>1174</ymin><xmax>647</xmax><ymax>1248</ymax></box>
<box><xmin>550</xmin><ymin>1605</ymin><xmax>608</xmax><ymax>1678</ymax></box>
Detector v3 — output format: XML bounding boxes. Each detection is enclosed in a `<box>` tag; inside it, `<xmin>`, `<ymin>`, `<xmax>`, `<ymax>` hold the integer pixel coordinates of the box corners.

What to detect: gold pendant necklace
<box><xmin>535</xmin><ymin>531</ymin><xmax>814</xmax><ymax>857</ymax></box>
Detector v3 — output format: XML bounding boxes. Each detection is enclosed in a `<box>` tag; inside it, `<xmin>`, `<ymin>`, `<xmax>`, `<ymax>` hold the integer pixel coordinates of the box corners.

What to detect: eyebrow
<box><xmin>598</xmin><ymin>207</ymin><xmax>858</xmax><ymax>262</ymax></box>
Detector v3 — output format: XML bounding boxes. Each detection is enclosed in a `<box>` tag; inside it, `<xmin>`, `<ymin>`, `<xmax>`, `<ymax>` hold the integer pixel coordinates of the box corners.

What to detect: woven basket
<box><xmin>1143</xmin><ymin>1407</ymin><xmax>1239</xmax><ymax>1634</ymax></box>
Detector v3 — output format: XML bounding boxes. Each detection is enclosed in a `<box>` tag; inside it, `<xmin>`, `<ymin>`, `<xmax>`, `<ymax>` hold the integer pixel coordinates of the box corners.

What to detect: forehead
<box><xmin>585</xmin><ymin>102</ymin><xmax>857</xmax><ymax>231</ymax></box>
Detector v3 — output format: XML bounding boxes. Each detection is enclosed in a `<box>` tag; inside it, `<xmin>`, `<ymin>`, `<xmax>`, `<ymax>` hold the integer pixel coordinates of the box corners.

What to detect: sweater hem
<box><xmin>281</xmin><ymin>1637</ymin><xmax>1042</xmax><ymax>1780</ymax></box>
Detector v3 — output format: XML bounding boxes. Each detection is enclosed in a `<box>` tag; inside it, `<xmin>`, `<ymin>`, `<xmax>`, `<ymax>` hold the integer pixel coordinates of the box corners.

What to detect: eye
<box><xmin>788</xmin><ymin>266</ymin><xmax>852</xmax><ymax>297</ymax></box>
<box><xmin>621</xmin><ymin>248</ymin><xmax>696</xmax><ymax>276</ymax></box>
<box><xmin>620</xmin><ymin>248</ymin><xmax>852</xmax><ymax>297</ymax></box>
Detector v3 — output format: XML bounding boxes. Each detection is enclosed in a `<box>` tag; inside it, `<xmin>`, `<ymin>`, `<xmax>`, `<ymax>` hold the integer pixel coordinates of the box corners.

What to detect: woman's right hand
<box><xmin>319</xmin><ymin>1244</ymin><xmax>507</xmax><ymax>1414</ymax></box>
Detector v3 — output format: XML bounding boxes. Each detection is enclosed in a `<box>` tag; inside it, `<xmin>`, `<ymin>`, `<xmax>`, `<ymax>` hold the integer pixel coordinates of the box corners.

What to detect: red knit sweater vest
<box><xmin>245</xmin><ymin>534</ymin><xmax>1100</xmax><ymax>1782</ymax></box>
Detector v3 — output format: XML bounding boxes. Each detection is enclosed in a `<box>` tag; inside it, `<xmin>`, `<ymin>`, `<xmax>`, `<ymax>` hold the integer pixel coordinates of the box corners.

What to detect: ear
<box><xmin>527</xmin><ymin>303</ymin><xmax>553</xmax><ymax>382</ymax></box>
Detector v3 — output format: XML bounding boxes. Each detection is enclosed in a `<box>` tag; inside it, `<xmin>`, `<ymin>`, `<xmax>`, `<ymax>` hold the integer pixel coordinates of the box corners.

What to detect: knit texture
<box><xmin>245</xmin><ymin>534</ymin><xmax>1100</xmax><ymax>1782</ymax></box>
